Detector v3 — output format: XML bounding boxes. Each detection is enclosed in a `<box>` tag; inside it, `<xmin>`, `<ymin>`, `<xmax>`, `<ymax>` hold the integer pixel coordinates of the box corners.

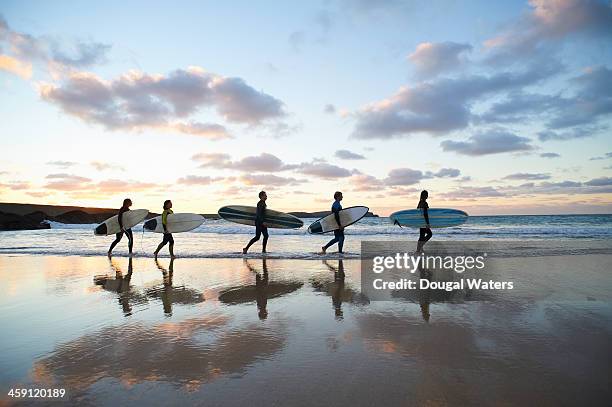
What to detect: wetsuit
<box><xmin>159</xmin><ymin>208</ymin><xmax>174</xmax><ymax>247</ymax></box>
<box><xmin>245</xmin><ymin>200</ymin><xmax>268</xmax><ymax>252</ymax></box>
<box><xmin>323</xmin><ymin>200</ymin><xmax>344</xmax><ymax>253</ymax></box>
<box><xmin>417</xmin><ymin>200</ymin><xmax>432</xmax><ymax>250</ymax></box>
<box><xmin>109</xmin><ymin>206</ymin><xmax>133</xmax><ymax>253</ymax></box>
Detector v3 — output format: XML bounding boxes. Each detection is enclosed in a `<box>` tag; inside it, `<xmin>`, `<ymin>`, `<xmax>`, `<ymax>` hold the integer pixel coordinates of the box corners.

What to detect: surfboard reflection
<box><xmin>218</xmin><ymin>258</ymin><xmax>303</xmax><ymax>320</ymax></box>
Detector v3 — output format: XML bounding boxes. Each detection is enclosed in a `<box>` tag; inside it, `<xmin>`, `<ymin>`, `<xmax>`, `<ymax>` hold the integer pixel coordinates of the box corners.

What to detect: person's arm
<box><xmin>162</xmin><ymin>210</ymin><xmax>168</xmax><ymax>233</ymax></box>
<box><xmin>333</xmin><ymin>205</ymin><xmax>341</xmax><ymax>228</ymax></box>
<box><xmin>118</xmin><ymin>208</ymin><xmax>125</xmax><ymax>230</ymax></box>
<box><xmin>256</xmin><ymin>202</ymin><xmax>265</xmax><ymax>225</ymax></box>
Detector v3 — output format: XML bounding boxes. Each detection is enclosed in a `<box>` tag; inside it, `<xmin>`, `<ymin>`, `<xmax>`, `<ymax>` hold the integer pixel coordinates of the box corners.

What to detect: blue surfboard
<box><xmin>390</xmin><ymin>208</ymin><xmax>468</xmax><ymax>228</ymax></box>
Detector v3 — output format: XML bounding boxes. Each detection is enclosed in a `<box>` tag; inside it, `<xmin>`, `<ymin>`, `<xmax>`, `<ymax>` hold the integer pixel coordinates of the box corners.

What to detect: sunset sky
<box><xmin>1</xmin><ymin>0</ymin><xmax>611</xmax><ymax>215</ymax></box>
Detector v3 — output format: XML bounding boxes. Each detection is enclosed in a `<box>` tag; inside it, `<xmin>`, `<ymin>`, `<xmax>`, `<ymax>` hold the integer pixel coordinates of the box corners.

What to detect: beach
<box><xmin>1</xmin><ymin>250</ymin><xmax>611</xmax><ymax>406</ymax></box>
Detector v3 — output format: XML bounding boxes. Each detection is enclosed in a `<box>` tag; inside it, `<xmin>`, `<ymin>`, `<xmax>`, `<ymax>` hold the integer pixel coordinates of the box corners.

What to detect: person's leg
<box><xmin>244</xmin><ymin>226</ymin><xmax>262</xmax><ymax>253</ymax></box>
<box><xmin>108</xmin><ymin>232</ymin><xmax>123</xmax><ymax>255</ymax></box>
<box><xmin>126</xmin><ymin>229</ymin><xmax>134</xmax><ymax>254</ymax></box>
<box><xmin>424</xmin><ymin>228</ymin><xmax>433</xmax><ymax>242</ymax></box>
<box><xmin>154</xmin><ymin>234</ymin><xmax>169</xmax><ymax>257</ymax></box>
<box><xmin>337</xmin><ymin>230</ymin><xmax>345</xmax><ymax>253</ymax></box>
<box><xmin>322</xmin><ymin>231</ymin><xmax>340</xmax><ymax>253</ymax></box>
<box><xmin>261</xmin><ymin>227</ymin><xmax>269</xmax><ymax>253</ymax></box>
<box><xmin>417</xmin><ymin>228</ymin><xmax>427</xmax><ymax>252</ymax></box>
<box><xmin>168</xmin><ymin>234</ymin><xmax>175</xmax><ymax>258</ymax></box>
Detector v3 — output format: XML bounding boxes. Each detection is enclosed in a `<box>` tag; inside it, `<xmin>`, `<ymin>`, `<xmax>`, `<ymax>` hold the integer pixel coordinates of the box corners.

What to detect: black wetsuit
<box><xmin>109</xmin><ymin>206</ymin><xmax>133</xmax><ymax>253</ymax></box>
<box><xmin>245</xmin><ymin>200</ymin><xmax>268</xmax><ymax>251</ymax></box>
<box><xmin>417</xmin><ymin>200</ymin><xmax>432</xmax><ymax>249</ymax></box>
<box><xmin>323</xmin><ymin>200</ymin><xmax>344</xmax><ymax>253</ymax></box>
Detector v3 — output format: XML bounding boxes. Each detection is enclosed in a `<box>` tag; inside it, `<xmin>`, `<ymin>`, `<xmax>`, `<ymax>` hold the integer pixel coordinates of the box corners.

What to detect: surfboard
<box><xmin>143</xmin><ymin>213</ymin><xmax>205</xmax><ymax>233</ymax></box>
<box><xmin>307</xmin><ymin>206</ymin><xmax>369</xmax><ymax>234</ymax></box>
<box><xmin>94</xmin><ymin>209</ymin><xmax>149</xmax><ymax>236</ymax></box>
<box><xmin>218</xmin><ymin>205</ymin><xmax>303</xmax><ymax>229</ymax></box>
<box><xmin>389</xmin><ymin>208</ymin><xmax>468</xmax><ymax>228</ymax></box>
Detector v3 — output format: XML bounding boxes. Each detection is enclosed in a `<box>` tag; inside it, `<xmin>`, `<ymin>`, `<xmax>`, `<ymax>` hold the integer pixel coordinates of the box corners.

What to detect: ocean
<box><xmin>1</xmin><ymin>214</ymin><xmax>611</xmax><ymax>258</ymax></box>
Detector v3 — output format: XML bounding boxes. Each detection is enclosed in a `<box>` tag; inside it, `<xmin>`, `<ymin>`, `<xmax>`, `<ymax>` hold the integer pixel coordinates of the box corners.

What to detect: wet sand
<box><xmin>0</xmin><ymin>254</ymin><xmax>611</xmax><ymax>406</ymax></box>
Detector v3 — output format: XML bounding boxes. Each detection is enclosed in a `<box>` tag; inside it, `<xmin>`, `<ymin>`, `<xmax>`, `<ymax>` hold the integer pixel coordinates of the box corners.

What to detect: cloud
<box><xmin>440</xmin><ymin>130</ymin><xmax>535</xmax><ymax>156</ymax></box>
<box><xmin>0</xmin><ymin>15</ymin><xmax>111</xmax><ymax>76</ymax></box>
<box><xmin>177</xmin><ymin>175</ymin><xmax>221</xmax><ymax>185</ymax></box>
<box><xmin>44</xmin><ymin>173</ymin><xmax>92</xmax><ymax>190</ymax></box>
<box><xmin>96</xmin><ymin>179</ymin><xmax>156</xmax><ymax>193</ymax></box>
<box><xmin>484</xmin><ymin>0</ymin><xmax>612</xmax><ymax>61</ymax></box>
<box><xmin>50</xmin><ymin>41</ymin><xmax>111</xmax><ymax>67</ymax></box>
<box><xmin>384</xmin><ymin>168</ymin><xmax>429</xmax><ymax>186</ymax></box>
<box><xmin>584</xmin><ymin>176</ymin><xmax>612</xmax><ymax>186</ymax></box>
<box><xmin>172</xmin><ymin>122</ymin><xmax>230</xmax><ymax>139</ymax></box>
<box><xmin>503</xmin><ymin>172</ymin><xmax>551</xmax><ymax>180</ymax></box>
<box><xmin>0</xmin><ymin>180</ymin><xmax>30</xmax><ymax>190</ymax></box>
<box><xmin>540</xmin><ymin>152</ymin><xmax>561</xmax><ymax>158</ymax></box>
<box><xmin>239</xmin><ymin>174</ymin><xmax>305</xmax><ymax>187</ymax></box>
<box><xmin>408</xmin><ymin>42</ymin><xmax>472</xmax><ymax>78</ymax></box>
<box><xmin>537</xmin><ymin>127</ymin><xmax>596</xmax><ymax>141</ymax></box>
<box><xmin>0</xmin><ymin>54</ymin><xmax>32</xmax><ymax>79</ymax></box>
<box><xmin>43</xmin><ymin>173</ymin><xmax>158</xmax><ymax>194</ymax></box>
<box><xmin>324</xmin><ymin>104</ymin><xmax>336</xmax><ymax>114</ymax></box>
<box><xmin>90</xmin><ymin>161</ymin><xmax>125</xmax><ymax>171</ymax></box>
<box><xmin>297</xmin><ymin>161</ymin><xmax>353</xmax><ymax>179</ymax></box>
<box><xmin>432</xmin><ymin>168</ymin><xmax>461</xmax><ymax>178</ymax></box>
<box><xmin>349</xmin><ymin>172</ymin><xmax>386</xmax><ymax>191</ymax></box>
<box><xmin>335</xmin><ymin>149</ymin><xmax>365</xmax><ymax>160</ymax></box>
<box><xmin>288</xmin><ymin>31</ymin><xmax>305</xmax><ymax>52</ymax></box>
<box><xmin>192</xmin><ymin>152</ymin><xmax>295</xmax><ymax>172</ymax></box>
<box><xmin>46</xmin><ymin>160</ymin><xmax>77</xmax><ymax>168</ymax></box>
<box><xmin>38</xmin><ymin>67</ymin><xmax>286</xmax><ymax>138</ymax></box>
<box><xmin>441</xmin><ymin>186</ymin><xmax>505</xmax><ymax>199</ymax></box>
<box><xmin>589</xmin><ymin>152</ymin><xmax>612</xmax><ymax>160</ymax></box>
<box><xmin>351</xmin><ymin>64</ymin><xmax>560</xmax><ymax>139</ymax></box>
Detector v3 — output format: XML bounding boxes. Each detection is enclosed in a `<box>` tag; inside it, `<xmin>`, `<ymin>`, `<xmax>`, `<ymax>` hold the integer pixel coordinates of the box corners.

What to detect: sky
<box><xmin>0</xmin><ymin>0</ymin><xmax>611</xmax><ymax>216</ymax></box>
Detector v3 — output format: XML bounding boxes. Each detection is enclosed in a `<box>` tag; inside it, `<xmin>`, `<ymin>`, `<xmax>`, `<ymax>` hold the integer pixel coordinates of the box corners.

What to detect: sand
<box><xmin>0</xmin><ymin>254</ymin><xmax>610</xmax><ymax>406</ymax></box>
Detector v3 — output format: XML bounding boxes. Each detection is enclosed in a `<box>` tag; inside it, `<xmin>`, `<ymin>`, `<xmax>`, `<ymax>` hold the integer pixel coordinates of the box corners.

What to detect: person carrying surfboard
<box><xmin>416</xmin><ymin>190</ymin><xmax>432</xmax><ymax>253</ymax></box>
<box><xmin>154</xmin><ymin>200</ymin><xmax>175</xmax><ymax>259</ymax></box>
<box><xmin>108</xmin><ymin>198</ymin><xmax>134</xmax><ymax>257</ymax></box>
<box><xmin>321</xmin><ymin>191</ymin><xmax>344</xmax><ymax>254</ymax></box>
<box><xmin>243</xmin><ymin>191</ymin><xmax>269</xmax><ymax>254</ymax></box>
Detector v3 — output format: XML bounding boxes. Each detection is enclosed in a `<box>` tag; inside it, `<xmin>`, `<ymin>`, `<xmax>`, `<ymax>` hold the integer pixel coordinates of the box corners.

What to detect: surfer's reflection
<box><xmin>218</xmin><ymin>258</ymin><xmax>302</xmax><ymax>320</ymax></box>
<box><xmin>245</xmin><ymin>258</ymin><xmax>269</xmax><ymax>320</ymax></box>
<box><xmin>323</xmin><ymin>260</ymin><xmax>346</xmax><ymax>319</ymax></box>
<box><xmin>417</xmin><ymin>264</ymin><xmax>432</xmax><ymax>322</ymax></box>
<box><xmin>314</xmin><ymin>260</ymin><xmax>369</xmax><ymax>320</ymax></box>
<box><xmin>148</xmin><ymin>258</ymin><xmax>204</xmax><ymax>316</ymax></box>
<box><xmin>93</xmin><ymin>257</ymin><xmax>139</xmax><ymax>317</ymax></box>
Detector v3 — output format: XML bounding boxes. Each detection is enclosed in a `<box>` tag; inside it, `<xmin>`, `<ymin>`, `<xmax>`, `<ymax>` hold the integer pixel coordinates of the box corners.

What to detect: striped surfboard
<box><xmin>389</xmin><ymin>208</ymin><xmax>468</xmax><ymax>228</ymax></box>
<box><xmin>218</xmin><ymin>205</ymin><xmax>303</xmax><ymax>229</ymax></box>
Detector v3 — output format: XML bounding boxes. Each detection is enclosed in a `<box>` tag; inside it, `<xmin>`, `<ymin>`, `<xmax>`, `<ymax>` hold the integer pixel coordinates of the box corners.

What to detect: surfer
<box><xmin>321</xmin><ymin>191</ymin><xmax>344</xmax><ymax>254</ymax></box>
<box><xmin>154</xmin><ymin>200</ymin><xmax>175</xmax><ymax>259</ymax></box>
<box><xmin>416</xmin><ymin>190</ymin><xmax>432</xmax><ymax>253</ymax></box>
<box><xmin>243</xmin><ymin>191</ymin><xmax>268</xmax><ymax>254</ymax></box>
<box><xmin>108</xmin><ymin>198</ymin><xmax>134</xmax><ymax>257</ymax></box>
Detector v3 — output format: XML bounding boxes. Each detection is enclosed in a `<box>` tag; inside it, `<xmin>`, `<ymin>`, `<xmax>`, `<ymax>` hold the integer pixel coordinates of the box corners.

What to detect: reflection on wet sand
<box><xmin>218</xmin><ymin>259</ymin><xmax>303</xmax><ymax>320</ymax></box>
<box><xmin>93</xmin><ymin>257</ymin><xmax>147</xmax><ymax>316</ymax></box>
<box><xmin>32</xmin><ymin>315</ymin><xmax>288</xmax><ymax>396</ymax></box>
<box><xmin>312</xmin><ymin>260</ymin><xmax>369</xmax><ymax>319</ymax></box>
<box><xmin>147</xmin><ymin>259</ymin><xmax>205</xmax><ymax>316</ymax></box>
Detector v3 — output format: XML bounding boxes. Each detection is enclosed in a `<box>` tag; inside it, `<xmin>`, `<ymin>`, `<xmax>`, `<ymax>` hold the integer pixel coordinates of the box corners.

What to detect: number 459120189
<box><xmin>8</xmin><ymin>388</ymin><xmax>66</xmax><ymax>398</ymax></box>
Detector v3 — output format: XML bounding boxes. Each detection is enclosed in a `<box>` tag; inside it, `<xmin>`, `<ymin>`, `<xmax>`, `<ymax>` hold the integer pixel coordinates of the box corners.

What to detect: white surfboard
<box><xmin>94</xmin><ymin>209</ymin><xmax>149</xmax><ymax>236</ymax></box>
<box><xmin>307</xmin><ymin>206</ymin><xmax>369</xmax><ymax>234</ymax></box>
<box><xmin>143</xmin><ymin>213</ymin><xmax>205</xmax><ymax>233</ymax></box>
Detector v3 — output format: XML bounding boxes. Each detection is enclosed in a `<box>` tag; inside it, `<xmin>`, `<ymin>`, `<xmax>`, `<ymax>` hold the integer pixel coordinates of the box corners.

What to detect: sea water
<box><xmin>0</xmin><ymin>214</ymin><xmax>611</xmax><ymax>258</ymax></box>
